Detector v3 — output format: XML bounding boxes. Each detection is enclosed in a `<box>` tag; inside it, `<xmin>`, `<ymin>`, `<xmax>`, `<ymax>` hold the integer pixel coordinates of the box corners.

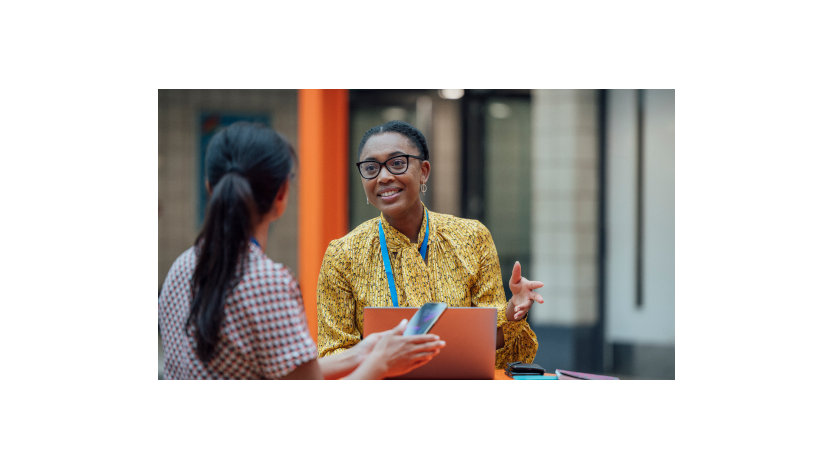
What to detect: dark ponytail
<box><xmin>188</xmin><ymin>122</ymin><xmax>294</xmax><ymax>363</ymax></box>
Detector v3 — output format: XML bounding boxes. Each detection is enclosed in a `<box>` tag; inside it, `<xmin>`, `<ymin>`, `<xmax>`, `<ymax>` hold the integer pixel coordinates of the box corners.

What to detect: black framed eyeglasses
<box><xmin>355</xmin><ymin>154</ymin><xmax>424</xmax><ymax>179</ymax></box>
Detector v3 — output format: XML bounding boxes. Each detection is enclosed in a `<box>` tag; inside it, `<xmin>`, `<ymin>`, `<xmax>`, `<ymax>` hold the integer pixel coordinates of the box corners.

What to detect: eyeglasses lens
<box><xmin>359</xmin><ymin>156</ymin><xmax>411</xmax><ymax>179</ymax></box>
<box><xmin>359</xmin><ymin>162</ymin><xmax>380</xmax><ymax>178</ymax></box>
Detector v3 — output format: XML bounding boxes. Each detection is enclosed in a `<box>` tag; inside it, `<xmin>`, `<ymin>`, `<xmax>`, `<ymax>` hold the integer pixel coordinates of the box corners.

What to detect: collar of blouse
<box><xmin>377</xmin><ymin>203</ymin><xmax>434</xmax><ymax>253</ymax></box>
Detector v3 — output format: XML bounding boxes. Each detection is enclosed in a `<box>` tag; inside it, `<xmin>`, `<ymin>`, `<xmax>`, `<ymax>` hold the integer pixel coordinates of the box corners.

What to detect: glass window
<box><xmin>483</xmin><ymin>97</ymin><xmax>532</xmax><ymax>301</ymax></box>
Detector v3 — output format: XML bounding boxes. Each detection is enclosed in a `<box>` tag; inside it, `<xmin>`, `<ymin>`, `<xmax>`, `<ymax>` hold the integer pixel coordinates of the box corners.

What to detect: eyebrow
<box><xmin>359</xmin><ymin>152</ymin><xmax>410</xmax><ymax>163</ymax></box>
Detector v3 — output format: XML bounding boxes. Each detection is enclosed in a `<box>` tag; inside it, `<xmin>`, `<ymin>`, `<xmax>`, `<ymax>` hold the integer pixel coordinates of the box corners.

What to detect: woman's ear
<box><xmin>421</xmin><ymin>160</ymin><xmax>431</xmax><ymax>184</ymax></box>
<box><xmin>269</xmin><ymin>179</ymin><xmax>291</xmax><ymax>220</ymax></box>
<box><xmin>276</xmin><ymin>178</ymin><xmax>290</xmax><ymax>203</ymax></box>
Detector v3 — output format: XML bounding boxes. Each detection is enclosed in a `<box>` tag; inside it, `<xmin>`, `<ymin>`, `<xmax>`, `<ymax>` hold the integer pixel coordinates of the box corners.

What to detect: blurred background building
<box><xmin>158</xmin><ymin>89</ymin><xmax>675</xmax><ymax>379</ymax></box>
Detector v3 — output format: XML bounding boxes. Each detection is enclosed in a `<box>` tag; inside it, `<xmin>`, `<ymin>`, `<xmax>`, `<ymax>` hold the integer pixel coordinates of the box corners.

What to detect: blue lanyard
<box><xmin>250</xmin><ymin>237</ymin><xmax>261</xmax><ymax>248</ymax></box>
<box><xmin>379</xmin><ymin>209</ymin><xmax>429</xmax><ymax>307</ymax></box>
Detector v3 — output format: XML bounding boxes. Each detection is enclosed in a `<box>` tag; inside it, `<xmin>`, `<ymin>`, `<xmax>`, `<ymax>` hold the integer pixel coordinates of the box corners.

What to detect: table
<box><xmin>495</xmin><ymin>370</ymin><xmax>566</xmax><ymax>380</ymax></box>
<box><xmin>495</xmin><ymin>369</ymin><xmax>618</xmax><ymax>380</ymax></box>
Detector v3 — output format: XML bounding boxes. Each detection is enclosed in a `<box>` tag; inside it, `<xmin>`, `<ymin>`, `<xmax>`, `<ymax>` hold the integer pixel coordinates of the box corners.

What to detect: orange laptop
<box><xmin>363</xmin><ymin>307</ymin><xmax>497</xmax><ymax>379</ymax></box>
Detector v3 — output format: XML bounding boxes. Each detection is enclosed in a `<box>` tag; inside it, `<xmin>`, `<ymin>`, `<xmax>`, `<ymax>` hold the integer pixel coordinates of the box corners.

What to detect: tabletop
<box><xmin>495</xmin><ymin>369</ymin><xmax>618</xmax><ymax>380</ymax></box>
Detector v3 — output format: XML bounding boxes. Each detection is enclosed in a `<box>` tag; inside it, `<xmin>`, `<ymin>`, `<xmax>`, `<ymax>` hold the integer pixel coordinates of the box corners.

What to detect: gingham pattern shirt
<box><xmin>159</xmin><ymin>242</ymin><xmax>317</xmax><ymax>379</ymax></box>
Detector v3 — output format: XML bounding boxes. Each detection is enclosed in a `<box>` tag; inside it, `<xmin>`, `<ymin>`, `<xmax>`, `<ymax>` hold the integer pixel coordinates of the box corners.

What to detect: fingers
<box><xmin>510</xmin><ymin>261</ymin><xmax>521</xmax><ymax>284</ymax></box>
<box><xmin>403</xmin><ymin>333</ymin><xmax>442</xmax><ymax>344</ymax></box>
<box><xmin>410</xmin><ymin>347</ymin><xmax>443</xmax><ymax>360</ymax></box>
<box><xmin>515</xmin><ymin>278</ymin><xmax>545</xmax><ymax>306</ymax></box>
<box><xmin>384</xmin><ymin>340</ymin><xmax>444</xmax><ymax>377</ymax></box>
<box><xmin>519</xmin><ymin>291</ymin><xmax>544</xmax><ymax>304</ymax></box>
<box><xmin>397</xmin><ymin>354</ymin><xmax>437</xmax><ymax>376</ymax></box>
<box><xmin>361</xmin><ymin>333</ymin><xmax>382</xmax><ymax>348</ymax></box>
<box><xmin>513</xmin><ymin>299</ymin><xmax>531</xmax><ymax>319</ymax></box>
<box><xmin>511</xmin><ymin>292</ymin><xmax>544</xmax><ymax>320</ymax></box>
<box><xmin>389</xmin><ymin>318</ymin><xmax>407</xmax><ymax>335</ymax></box>
<box><xmin>513</xmin><ymin>306</ymin><xmax>529</xmax><ymax>321</ymax></box>
<box><xmin>409</xmin><ymin>352</ymin><xmax>440</xmax><ymax>366</ymax></box>
<box><xmin>383</xmin><ymin>335</ymin><xmax>444</xmax><ymax>362</ymax></box>
<box><xmin>408</xmin><ymin>339</ymin><xmax>446</xmax><ymax>353</ymax></box>
<box><xmin>408</xmin><ymin>347</ymin><xmax>444</xmax><ymax>366</ymax></box>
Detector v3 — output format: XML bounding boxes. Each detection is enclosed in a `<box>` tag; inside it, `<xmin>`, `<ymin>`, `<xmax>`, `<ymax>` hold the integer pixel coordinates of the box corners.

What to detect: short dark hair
<box><xmin>357</xmin><ymin>120</ymin><xmax>430</xmax><ymax>161</ymax></box>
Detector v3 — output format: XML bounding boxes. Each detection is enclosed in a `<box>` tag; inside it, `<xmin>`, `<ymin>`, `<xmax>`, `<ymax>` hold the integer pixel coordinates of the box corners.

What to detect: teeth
<box><xmin>380</xmin><ymin>190</ymin><xmax>399</xmax><ymax>197</ymax></box>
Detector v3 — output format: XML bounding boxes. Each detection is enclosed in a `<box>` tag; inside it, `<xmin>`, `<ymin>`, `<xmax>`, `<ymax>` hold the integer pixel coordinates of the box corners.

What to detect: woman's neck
<box><xmin>383</xmin><ymin>203</ymin><xmax>425</xmax><ymax>243</ymax></box>
<box><xmin>252</xmin><ymin>220</ymin><xmax>269</xmax><ymax>250</ymax></box>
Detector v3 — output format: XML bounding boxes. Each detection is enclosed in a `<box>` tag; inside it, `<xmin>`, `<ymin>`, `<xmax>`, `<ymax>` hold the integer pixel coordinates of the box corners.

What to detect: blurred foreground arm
<box><xmin>343</xmin><ymin>319</ymin><xmax>446</xmax><ymax>379</ymax></box>
<box><xmin>283</xmin><ymin>320</ymin><xmax>445</xmax><ymax>379</ymax></box>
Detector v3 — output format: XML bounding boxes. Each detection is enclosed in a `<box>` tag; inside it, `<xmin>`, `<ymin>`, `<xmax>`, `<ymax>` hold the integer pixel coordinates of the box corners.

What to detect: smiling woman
<box><xmin>357</xmin><ymin>130</ymin><xmax>429</xmax><ymax>241</ymax></box>
<box><xmin>316</xmin><ymin>120</ymin><xmax>543</xmax><ymax>369</ymax></box>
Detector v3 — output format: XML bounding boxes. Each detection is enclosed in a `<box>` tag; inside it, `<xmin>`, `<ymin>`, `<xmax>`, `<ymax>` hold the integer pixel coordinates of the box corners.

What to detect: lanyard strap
<box><xmin>379</xmin><ymin>209</ymin><xmax>429</xmax><ymax>307</ymax></box>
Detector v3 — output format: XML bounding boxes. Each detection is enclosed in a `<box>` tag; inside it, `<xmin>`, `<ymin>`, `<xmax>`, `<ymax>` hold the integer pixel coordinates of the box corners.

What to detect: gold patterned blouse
<box><xmin>316</xmin><ymin>205</ymin><xmax>537</xmax><ymax>369</ymax></box>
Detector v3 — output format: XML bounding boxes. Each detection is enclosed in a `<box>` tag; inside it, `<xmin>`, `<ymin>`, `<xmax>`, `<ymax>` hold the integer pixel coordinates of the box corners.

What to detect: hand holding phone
<box><xmin>403</xmin><ymin>302</ymin><xmax>447</xmax><ymax>336</ymax></box>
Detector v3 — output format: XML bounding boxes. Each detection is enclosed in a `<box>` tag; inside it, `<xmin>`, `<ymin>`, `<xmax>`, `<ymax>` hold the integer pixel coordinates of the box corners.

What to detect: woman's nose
<box><xmin>377</xmin><ymin>165</ymin><xmax>395</xmax><ymax>182</ymax></box>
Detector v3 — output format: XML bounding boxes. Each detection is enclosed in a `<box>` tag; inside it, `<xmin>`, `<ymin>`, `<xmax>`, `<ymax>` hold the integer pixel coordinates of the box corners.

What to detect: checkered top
<box><xmin>159</xmin><ymin>243</ymin><xmax>317</xmax><ymax>379</ymax></box>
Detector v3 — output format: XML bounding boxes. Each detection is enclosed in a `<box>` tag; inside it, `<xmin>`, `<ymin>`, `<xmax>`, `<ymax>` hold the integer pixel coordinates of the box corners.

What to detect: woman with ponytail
<box><xmin>159</xmin><ymin>122</ymin><xmax>445</xmax><ymax>379</ymax></box>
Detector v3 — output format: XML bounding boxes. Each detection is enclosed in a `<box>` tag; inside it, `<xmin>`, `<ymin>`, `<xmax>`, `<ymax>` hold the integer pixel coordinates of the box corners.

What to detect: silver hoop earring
<box><xmin>420</xmin><ymin>183</ymin><xmax>427</xmax><ymax>193</ymax></box>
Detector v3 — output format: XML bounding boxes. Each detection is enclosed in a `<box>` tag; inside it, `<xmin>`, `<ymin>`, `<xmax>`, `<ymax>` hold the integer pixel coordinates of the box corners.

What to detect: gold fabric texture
<box><xmin>316</xmin><ymin>207</ymin><xmax>538</xmax><ymax>369</ymax></box>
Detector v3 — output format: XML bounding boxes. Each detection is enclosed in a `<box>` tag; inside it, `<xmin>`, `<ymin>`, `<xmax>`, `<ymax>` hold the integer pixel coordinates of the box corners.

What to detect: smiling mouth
<box><xmin>378</xmin><ymin>189</ymin><xmax>402</xmax><ymax>198</ymax></box>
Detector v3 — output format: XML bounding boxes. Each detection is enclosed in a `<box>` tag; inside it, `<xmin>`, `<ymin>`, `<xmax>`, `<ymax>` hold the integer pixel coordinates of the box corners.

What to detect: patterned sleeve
<box><xmin>253</xmin><ymin>271</ymin><xmax>319</xmax><ymax>378</ymax></box>
<box><xmin>316</xmin><ymin>241</ymin><xmax>361</xmax><ymax>357</ymax></box>
<box><xmin>470</xmin><ymin>222</ymin><xmax>538</xmax><ymax>369</ymax></box>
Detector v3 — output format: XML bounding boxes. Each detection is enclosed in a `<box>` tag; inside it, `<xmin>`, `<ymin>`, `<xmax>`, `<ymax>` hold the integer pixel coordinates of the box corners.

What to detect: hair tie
<box><xmin>226</xmin><ymin>165</ymin><xmax>244</xmax><ymax>176</ymax></box>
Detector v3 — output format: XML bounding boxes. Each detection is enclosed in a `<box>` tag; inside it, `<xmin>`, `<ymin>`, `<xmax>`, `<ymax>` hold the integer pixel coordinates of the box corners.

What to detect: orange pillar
<box><xmin>298</xmin><ymin>89</ymin><xmax>349</xmax><ymax>343</ymax></box>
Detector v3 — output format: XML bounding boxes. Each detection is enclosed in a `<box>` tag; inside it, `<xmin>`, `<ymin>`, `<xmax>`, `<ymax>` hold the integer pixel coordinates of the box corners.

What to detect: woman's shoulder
<box><xmin>164</xmin><ymin>246</ymin><xmax>197</xmax><ymax>281</ymax></box>
<box><xmin>430</xmin><ymin>211</ymin><xmax>491</xmax><ymax>237</ymax></box>
<box><xmin>246</xmin><ymin>246</ymin><xmax>298</xmax><ymax>289</ymax></box>
<box><xmin>326</xmin><ymin>217</ymin><xmax>379</xmax><ymax>254</ymax></box>
<box><xmin>159</xmin><ymin>246</ymin><xmax>198</xmax><ymax>305</ymax></box>
<box><xmin>172</xmin><ymin>245</ymin><xmax>196</xmax><ymax>265</ymax></box>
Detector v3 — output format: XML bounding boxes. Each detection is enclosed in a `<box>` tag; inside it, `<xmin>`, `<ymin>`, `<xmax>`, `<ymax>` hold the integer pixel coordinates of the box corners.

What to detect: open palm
<box><xmin>507</xmin><ymin>261</ymin><xmax>544</xmax><ymax>321</ymax></box>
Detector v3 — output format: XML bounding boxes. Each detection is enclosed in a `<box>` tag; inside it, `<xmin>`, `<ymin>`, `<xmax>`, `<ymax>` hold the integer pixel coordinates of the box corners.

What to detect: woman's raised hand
<box><xmin>507</xmin><ymin>261</ymin><xmax>544</xmax><ymax>321</ymax></box>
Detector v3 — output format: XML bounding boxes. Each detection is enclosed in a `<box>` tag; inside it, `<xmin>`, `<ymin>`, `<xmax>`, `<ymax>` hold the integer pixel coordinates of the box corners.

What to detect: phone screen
<box><xmin>403</xmin><ymin>302</ymin><xmax>448</xmax><ymax>336</ymax></box>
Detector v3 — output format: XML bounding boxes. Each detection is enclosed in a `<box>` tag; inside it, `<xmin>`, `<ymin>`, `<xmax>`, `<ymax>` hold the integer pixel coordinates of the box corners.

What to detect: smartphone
<box><xmin>403</xmin><ymin>302</ymin><xmax>448</xmax><ymax>336</ymax></box>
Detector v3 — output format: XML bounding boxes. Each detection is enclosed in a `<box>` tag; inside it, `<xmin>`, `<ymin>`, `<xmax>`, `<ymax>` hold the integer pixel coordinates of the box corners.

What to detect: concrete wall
<box><xmin>430</xmin><ymin>97</ymin><xmax>462</xmax><ymax>217</ymax></box>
